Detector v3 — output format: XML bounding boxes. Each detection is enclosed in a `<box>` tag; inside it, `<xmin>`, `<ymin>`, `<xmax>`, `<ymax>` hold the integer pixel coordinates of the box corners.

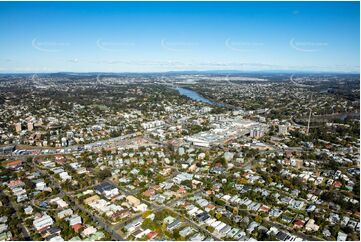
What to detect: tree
<box><xmin>97</xmin><ymin>168</ymin><xmax>112</xmax><ymax>180</ymax></box>
<box><xmin>206</xmin><ymin>226</ymin><xmax>215</xmax><ymax>233</ymax></box>
<box><xmin>141</xmin><ymin>218</ymin><xmax>153</xmax><ymax>229</ymax></box>
<box><xmin>233</xmin><ymin>207</ymin><xmax>239</xmax><ymax>215</ymax></box>
<box><xmin>255</xmin><ymin>215</ymin><xmax>263</xmax><ymax>223</ymax></box>
<box><xmin>62</xmin><ymin>180</ymin><xmax>73</xmax><ymax>191</ymax></box>
<box><xmin>142</xmin><ymin>210</ymin><xmax>153</xmax><ymax>219</ymax></box>
<box><xmin>180</xmin><ymin>180</ymin><xmax>192</xmax><ymax>188</ymax></box>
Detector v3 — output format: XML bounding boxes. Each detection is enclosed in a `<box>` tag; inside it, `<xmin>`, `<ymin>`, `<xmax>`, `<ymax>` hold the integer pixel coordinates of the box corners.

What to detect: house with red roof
<box><xmin>333</xmin><ymin>181</ymin><xmax>343</xmax><ymax>189</ymax></box>
<box><xmin>177</xmin><ymin>187</ymin><xmax>187</xmax><ymax>195</ymax></box>
<box><xmin>146</xmin><ymin>231</ymin><xmax>158</xmax><ymax>240</ymax></box>
<box><xmin>7</xmin><ymin>179</ymin><xmax>25</xmax><ymax>189</ymax></box>
<box><xmin>2</xmin><ymin>160</ymin><xmax>22</xmax><ymax>169</ymax></box>
<box><xmin>143</xmin><ymin>189</ymin><xmax>156</xmax><ymax>197</ymax></box>
<box><xmin>72</xmin><ymin>223</ymin><xmax>83</xmax><ymax>233</ymax></box>
<box><xmin>258</xmin><ymin>204</ymin><xmax>271</xmax><ymax>213</ymax></box>
<box><xmin>293</xmin><ymin>219</ymin><xmax>305</xmax><ymax>229</ymax></box>
<box><xmin>55</xmin><ymin>155</ymin><xmax>66</xmax><ymax>165</ymax></box>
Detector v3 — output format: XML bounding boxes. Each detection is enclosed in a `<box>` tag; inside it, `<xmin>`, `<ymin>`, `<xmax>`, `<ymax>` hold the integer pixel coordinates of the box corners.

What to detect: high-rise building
<box><xmin>250</xmin><ymin>128</ymin><xmax>264</xmax><ymax>138</ymax></box>
<box><xmin>27</xmin><ymin>122</ymin><xmax>34</xmax><ymax>131</ymax></box>
<box><xmin>278</xmin><ymin>125</ymin><xmax>288</xmax><ymax>136</ymax></box>
<box><xmin>15</xmin><ymin>123</ymin><xmax>22</xmax><ymax>133</ymax></box>
<box><xmin>61</xmin><ymin>137</ymin><xmax>68</xmax><ymax>147</ymax></box>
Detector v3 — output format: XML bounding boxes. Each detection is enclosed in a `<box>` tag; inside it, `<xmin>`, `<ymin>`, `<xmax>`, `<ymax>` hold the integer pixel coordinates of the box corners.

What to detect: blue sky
<box><xmin>0</xmin><ymin>1</ymin><xmax>359</xmax><ymax>73</ymax></box>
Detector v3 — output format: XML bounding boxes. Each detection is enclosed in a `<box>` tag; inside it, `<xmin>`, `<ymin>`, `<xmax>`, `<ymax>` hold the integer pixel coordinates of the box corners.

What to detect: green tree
<box><xmin>96</xmin><ymin>168</ymin><xmax>112</xmax><ymax>180</ymax></box>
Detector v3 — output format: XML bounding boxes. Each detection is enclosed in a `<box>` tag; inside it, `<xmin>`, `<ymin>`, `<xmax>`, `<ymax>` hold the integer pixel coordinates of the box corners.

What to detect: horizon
<box><xmin>0</xmin><ymin>1</ymin><xmax>360</xmax><ymax>73</ymax></box>
<box><xmin>0</xmin><ymin>69</ymin><xmax>360</xmax><ymax>75</ymax></box>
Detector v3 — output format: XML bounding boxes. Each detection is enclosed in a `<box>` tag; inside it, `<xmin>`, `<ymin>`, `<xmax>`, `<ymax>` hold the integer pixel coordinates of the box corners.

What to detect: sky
<box><xmin>0</xmin><ymin>1</ymin><xmax>359</xmax><ymax>73</ymax></box>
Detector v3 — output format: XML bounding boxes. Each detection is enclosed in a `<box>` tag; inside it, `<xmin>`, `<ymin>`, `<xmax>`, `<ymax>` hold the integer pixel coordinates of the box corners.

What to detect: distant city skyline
<box><xmin>0</xmin><ymin>1</ymin><xmax>359</xmax><ymax>73</ymax></box>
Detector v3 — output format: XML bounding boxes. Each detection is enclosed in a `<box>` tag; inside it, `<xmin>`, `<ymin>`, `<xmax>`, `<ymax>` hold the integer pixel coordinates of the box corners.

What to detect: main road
<box><xmin>1</xmin><ymin>132</ymin><xmax>164</xmax><ymax>159</ymax></box>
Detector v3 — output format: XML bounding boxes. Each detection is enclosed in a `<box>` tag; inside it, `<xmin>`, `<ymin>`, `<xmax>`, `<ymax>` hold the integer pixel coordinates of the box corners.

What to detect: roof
<box><xmin>126</xmin><ymin>195</ymin><xmax>140</xmax><ymax>205</ymax></box>
<box><xmin>94</xmin><ymin>182</ymin><xmax>116</xmax><ymax>193</ymax></box>
<box><xmin>47</xmin><ymin>227</ymin><xmax>61</xmax><ymax>234</ymax></box>
<box><xmin>72</xmin><ymin>223</ymin><xmax>83</xmax><ymax>232</ymax></box>
<box><xmin>294</xmin><ymin>220</ymin><xmax>305</xmax><ymax>227</ymax></box>
<box><xmin>276</xmin><ymin>231</ymin><xmax>291</xmax><ymax>241</ymax></box>
<box><xmin>167</xmin><ymin>219</ymin><xmax>181</xmax><ymax>230</ymax></box>
<box><xmin>2</xmin><ymin>160</ymin><xmax>22</xmax><ymax>167</ymax></box>
<box><xmin>333</xmin><ymin>181</ymin><xmax>343</xmax><ymax>188</ymax></box>
<box><xmin>143</xmin><ymin>189</ymin><xmax>155</xmax><ymax>197</ymax></box>
<box><xmin>207</xmin><ymin>204</ymin><xmax>216</xmax><ymax>210</ymax></box>
<box><xmin>89</xmin><ymin>232</ymin><xmax>104</xmax><ymax>240</ymax></box>
<box><xmin>147</xmin><ymin>231</ymin><xmax>158</xmax><ymax>239</ymax></box>
<box><xmin>69</xmin><ymin>236</ymin><xmax>81</xmax><ymax>241</ymax></box>
<box><xmin>0</xmin><ymin>146</ymin><xmax>15</xmax><ymax>153</ymax></box>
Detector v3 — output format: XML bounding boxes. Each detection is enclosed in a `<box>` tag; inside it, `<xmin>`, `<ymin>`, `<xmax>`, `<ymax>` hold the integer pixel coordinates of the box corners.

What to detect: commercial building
<box><xmin>278</xmin><ymin>125</ymin><xmax>288</xmax><ymax>136</ymax></box>
<box><xmin>249</xmin><ymin>128</ymin><xmax>264</xmax><ymax>138</ymax></box>
<box><xmin>15</xmin><ymin>123</ymin><xmax>22</xmax><ymax>133</ymax></box>
<box><xmin>27</xmin><ymin>122</ymin><xmax>34</xmax><ymax>131</ymax></box>
<box><xmin>185</xmin><ymin>117</ymin><xmax>264</xmax><ymax>147</ymax></box>
<box><xmin>141</xmin><ymin>120</ymin><xmax>165</xmax><ymax>130</ymax></box>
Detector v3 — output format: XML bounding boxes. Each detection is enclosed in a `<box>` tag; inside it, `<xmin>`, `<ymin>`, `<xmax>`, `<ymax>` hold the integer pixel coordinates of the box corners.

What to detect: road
<box><xmin>0</xmin><ymin>190</ymin><xmax>32</xmax><ymax>240</ymax></box>
<box><xmin>1</xmin><ymin>134</ymin><xmax>160</xmax><ymax>241</ymax></box>
<box><xmin>0</xmin><ymin>132</ymin><xmax>141</xmax><ymax>158</ymax></box>
<box><xmin>70</xmin><ymin>197</ymin><xmax>125</xmax><ymax>241</ymax></box>
<box><xmin>2</xmin><ymin>131</ymin><xmax>314</xmax><ymax>241</ymax></box>
<box><xmin>106</xmin><ymin>179</ymin><xmax>221</xmax><ymax>240</ymax></box>
<box><xmin>219</xmin><ymin>192</ymin><xmax>324</xmax><ymax>241</ymax></box>
<box><xmin>30</xmin><ymin>161</ymin><xmax>125</xmax><ymax>241</ymax></box>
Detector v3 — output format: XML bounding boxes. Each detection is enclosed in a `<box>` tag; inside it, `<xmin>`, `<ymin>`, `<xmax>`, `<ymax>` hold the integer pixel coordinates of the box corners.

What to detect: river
<box><xmin>176</xmin><ymin>87</ymin><xmax>219</xmax><ymax>106</ymax></box>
